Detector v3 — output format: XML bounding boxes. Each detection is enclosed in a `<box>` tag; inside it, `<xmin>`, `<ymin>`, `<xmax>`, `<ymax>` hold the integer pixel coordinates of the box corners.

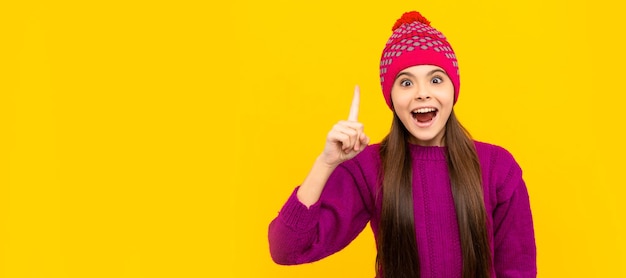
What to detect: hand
<box><xmin>320</xmin><ymin>85</ymin><xmax>370</xmax><ymax>167</ymax></box>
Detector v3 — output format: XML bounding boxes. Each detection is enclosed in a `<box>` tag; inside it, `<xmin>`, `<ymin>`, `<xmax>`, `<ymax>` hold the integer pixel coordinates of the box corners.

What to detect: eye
<box><xmin>431</xmin><ymin>76</ymin><xmax>443</xmax><ymax>84</ymax></box>
<box><xmin>400</xmin><ymin>79</ymin><xmax>413</xmax><ymax>87</ymax></box>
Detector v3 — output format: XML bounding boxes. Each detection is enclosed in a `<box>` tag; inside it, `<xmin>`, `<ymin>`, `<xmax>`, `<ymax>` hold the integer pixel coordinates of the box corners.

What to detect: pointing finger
<box><xmin>348</xmin><ymin>85</ymin><xmax>360</xmax><ymax>122</ymax></box>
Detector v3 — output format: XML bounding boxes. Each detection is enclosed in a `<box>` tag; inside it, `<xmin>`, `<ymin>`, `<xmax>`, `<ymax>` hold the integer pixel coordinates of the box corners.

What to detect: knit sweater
<box><xmin>268</xmin><ymin>141</ymin><xmax>536</xmax><ymax>278</ymax></box>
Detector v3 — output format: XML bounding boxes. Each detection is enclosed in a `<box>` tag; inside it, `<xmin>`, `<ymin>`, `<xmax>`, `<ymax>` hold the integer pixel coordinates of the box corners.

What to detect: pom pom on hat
<box><xmin>392</xmin><ymin>11</ymin><xmax>431</xmax><ymax>31</ymax></box>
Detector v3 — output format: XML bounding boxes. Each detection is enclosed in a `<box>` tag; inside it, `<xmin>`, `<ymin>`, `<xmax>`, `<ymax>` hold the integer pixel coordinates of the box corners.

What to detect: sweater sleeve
<box><xmin>492</xmin><ymin>154</ymin><xmax>537</xmax><ymax>278</ymax></box>
<box><xmin>268</xmin><ymin>161</ymin><xmax>373</xmax><ymax>265</ymax></box>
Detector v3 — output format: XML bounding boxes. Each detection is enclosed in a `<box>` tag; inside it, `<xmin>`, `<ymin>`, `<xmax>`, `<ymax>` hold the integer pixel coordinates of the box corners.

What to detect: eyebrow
<box><xmin>395</xmin><ymin>69</ymin><xmax>447</xmax><ymax>80</ymax></box>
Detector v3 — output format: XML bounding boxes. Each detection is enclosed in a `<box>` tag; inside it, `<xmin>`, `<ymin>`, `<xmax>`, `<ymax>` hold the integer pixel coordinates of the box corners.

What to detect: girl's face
<box><xmin>391</xmin><ymin>65</ymin><xmax>454</xmax><ymax>146</ymax></box>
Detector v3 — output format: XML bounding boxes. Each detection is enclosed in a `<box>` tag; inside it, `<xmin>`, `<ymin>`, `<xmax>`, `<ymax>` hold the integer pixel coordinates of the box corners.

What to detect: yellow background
<box><xmin>1</xmin><ymin>0</ymin><xmax>624</xmax><ymax>277</ymax></box>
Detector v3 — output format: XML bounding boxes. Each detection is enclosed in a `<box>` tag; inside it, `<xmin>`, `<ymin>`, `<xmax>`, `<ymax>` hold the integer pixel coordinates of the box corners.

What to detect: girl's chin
<box><xmin>407</xmin><ymin>135</ymin><xmax>444</xmax><ymax>146</ymax></box>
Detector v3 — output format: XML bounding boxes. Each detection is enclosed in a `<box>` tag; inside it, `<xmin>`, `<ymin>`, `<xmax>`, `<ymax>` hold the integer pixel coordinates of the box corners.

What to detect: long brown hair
<box><xmin>376</xmin><ymin>111</ymin><xmax>491</xmax><ymax>278</ymax></box>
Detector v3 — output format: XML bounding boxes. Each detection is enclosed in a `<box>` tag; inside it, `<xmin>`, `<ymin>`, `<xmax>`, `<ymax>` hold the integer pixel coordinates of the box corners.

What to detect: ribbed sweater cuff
<box><xmin>279</xmin><ymin>187</ymin><xmax>321</xmax><ymax>231</ymax></box>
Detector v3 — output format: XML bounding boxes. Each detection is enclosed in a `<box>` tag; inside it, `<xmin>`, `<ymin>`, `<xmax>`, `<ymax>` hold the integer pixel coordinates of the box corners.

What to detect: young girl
<box><xmin>268</xmin><ymin>11</ymin><xmax>536</xmax><ymax>278</ymax></box>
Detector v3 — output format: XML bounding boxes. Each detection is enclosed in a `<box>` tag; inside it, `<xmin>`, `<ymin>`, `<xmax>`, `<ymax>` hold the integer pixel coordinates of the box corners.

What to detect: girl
<box><xmin>268</xmin><ymin>11</ymin><xmax>536</xmax><ymax>278</ymax></box>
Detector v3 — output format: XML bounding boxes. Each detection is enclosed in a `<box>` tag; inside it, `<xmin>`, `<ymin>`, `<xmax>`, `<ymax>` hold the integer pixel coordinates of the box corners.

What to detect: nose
<box><xmin>414</xmin><ymin>85</ymin><xmax>431</xmax><ymax>101</ymax></box>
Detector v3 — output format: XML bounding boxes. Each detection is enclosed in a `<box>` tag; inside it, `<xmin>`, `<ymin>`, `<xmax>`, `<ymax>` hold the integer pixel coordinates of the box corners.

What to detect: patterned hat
<box><xmin>380</xmin><ymin>11</ymin><xmax>460</xmax><ymax>109</ymax></box>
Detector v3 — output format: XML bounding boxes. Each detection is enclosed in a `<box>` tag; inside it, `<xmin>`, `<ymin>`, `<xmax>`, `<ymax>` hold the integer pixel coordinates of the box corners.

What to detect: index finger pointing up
<box><xmin>348</xmin><ymin>85</ymin><xmax>360</xmax><ymax>122</ymax></box>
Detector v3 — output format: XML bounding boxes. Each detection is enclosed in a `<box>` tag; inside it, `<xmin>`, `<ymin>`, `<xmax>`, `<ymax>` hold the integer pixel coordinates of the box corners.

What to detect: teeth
<box><xmin>412</xmin><ymin>107</ymin><xmax>437</xmax><ymax>114</ymax></box>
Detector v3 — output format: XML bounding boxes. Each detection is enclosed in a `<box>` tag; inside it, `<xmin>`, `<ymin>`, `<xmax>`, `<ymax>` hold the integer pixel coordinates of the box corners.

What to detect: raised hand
<box><xmin>320</xmin><ymin>85</ymin><xmax>370</xmax><ymax>167</ymax></box>
<box><xmin>296</xmin><ymin>85</ymin><xmax>371</xmax><ymax>207</ymax></box>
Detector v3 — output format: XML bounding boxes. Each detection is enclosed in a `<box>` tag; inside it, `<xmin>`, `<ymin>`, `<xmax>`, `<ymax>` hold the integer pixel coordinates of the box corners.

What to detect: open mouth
<box><xmin>411</xmin><ymin>107</ymin><xmax>438</xmax><ymax>125</ymax></box>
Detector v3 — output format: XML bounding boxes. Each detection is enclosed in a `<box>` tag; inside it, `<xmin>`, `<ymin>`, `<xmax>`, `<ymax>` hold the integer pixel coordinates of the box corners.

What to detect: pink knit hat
<box><xmin>380</xmin><ymin>11</ymin><xmax>460</xmax><ymax>109</ymax></box>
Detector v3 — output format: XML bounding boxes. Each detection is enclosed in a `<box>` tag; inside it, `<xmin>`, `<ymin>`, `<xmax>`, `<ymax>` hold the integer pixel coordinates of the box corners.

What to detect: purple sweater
<box><xmin>268</xmin><ymin>141</ymin><xmax>536</xmax><ymax>277</ymax></box>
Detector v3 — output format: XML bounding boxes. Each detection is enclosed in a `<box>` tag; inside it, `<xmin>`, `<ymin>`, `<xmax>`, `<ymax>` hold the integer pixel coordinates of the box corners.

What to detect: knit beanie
<box><xmin>379</xmin><ymin>11</ymin><xmax>460</xmax><ymax>109</ymax></box>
